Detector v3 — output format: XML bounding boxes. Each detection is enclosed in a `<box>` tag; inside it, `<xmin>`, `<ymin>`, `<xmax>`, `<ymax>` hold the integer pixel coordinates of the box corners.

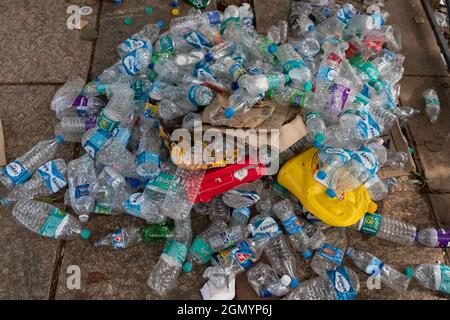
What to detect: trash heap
<box><xmin>1</xmin><ymin>0</ymin><xmax>449</xmax><ymax>300</ymax></box>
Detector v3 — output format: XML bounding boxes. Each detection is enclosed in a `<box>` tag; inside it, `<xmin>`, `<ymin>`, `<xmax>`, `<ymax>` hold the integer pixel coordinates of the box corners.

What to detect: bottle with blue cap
<box><xmin>347</xmin><ymin>247</ymin><xmax>410</xmax><ymax>293</ymax></box>
<box><xmin>223</xmin><ymin>88</ymin><xmax>263</xmax><ymax>119</ymax></box>
<box><xmin>310</xmin><ymin>228</ymin><xmax>347</xmax><ymax>278</ymax></box>
<box><xmin>12</xmin><ymin>200</ymin><xmax>90</xmax><ymax>240</ymax></box>
<box><xmin>0</xmin><ymin>135</ymin><xmax>64</xmax><ymax>194</ymax></box>
<box><xmin>204</xmin><ymin>41</ymin><xmax>235</xmax><ymax>62</ymax></box>
<box><xmin>247</xmin><ymin>262</ymin><xmax>293</xmax><ymax>298</ymax></box>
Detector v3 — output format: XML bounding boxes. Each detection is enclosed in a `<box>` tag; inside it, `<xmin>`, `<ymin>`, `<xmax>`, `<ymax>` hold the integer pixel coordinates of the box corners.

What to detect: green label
<box><xmin>158</xmin><ymin>34</ymin><xmax>175</xmax><ymax>54</ymax></box>
<box><xmin>147</xmin><ymin>172</ymin><xmax>180</xmax><ymax>192</ymax></box>
<box><xmin>266</xmin><ymin>73</ymin><xmax>281</xmax><ymax>90</ymax></box>
<box><xmin>163</xmin><ymin>239</ymin><xmax>188</xmax><ymax>264</ymax></box>
<box><xmin>439</xmin><ymin>265</ymin><xmax>450</xmax><ymax>294</ymax></box>
<box><xmin>282</xmin><ymin>60</ymin><xmax>305</xmax><ymax>73</ymax></box>
<box><xmin>189</xmin><ymin>236</ymin><xmax>213</xmax><ymax>264</ymax></box>
<box><xmin>39</xmin><ymin>208</ymin><xmax>67</xmax><ymax>238</ymax></box>
<box><xmin>97</xmin><ymin>112</ymin><xmax>120</xmax><ymax>133</ymax></box>
<box><xmin>360</xmin><ymin>213</ymin><xmax>382</xmax><ymax>236</ymax></box>
<box><xmin>93</xmin><ymin>202</ymin><xmax>113</xmax><ymax>215</ymax></box>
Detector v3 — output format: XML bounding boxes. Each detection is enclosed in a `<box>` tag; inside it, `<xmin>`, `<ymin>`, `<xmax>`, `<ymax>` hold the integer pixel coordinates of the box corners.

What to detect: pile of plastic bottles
<box><xmin>1</xmin><ymin>0</ymin><xmax>449</xmax><ymax>300</ymax></box>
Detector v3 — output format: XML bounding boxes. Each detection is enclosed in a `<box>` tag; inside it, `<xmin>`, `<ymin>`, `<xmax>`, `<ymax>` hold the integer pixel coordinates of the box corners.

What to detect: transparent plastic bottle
<box><xmin>247</xmin><ymin>263</ymin><xmax>292</xmax><ymax>297</ymax></box>
<box><xmin>60</xmin><ymin>116</ymin><xmax>97</xmax><ymax>134</ymax></box>
<box><xmin>0</xmin><ymin>135</ymin><xmax>64</xmax><ymax>192</ymax></box>
<box><xmin>416</xmin><ymin>228</ymin><xmax>450</xmax><ymax>248</ymax></box>
<box><xmin>423</xmin><ymin>89</ymin><xmax>441</xmax><ymax>123</ymax></box>
<box><xmin>230</xmin><ymin>207</ymin><xmax>251</xmax><ymax>227</ymax></box>
<box><xmin>275</xmin><ymin>43</ymin><xmax>313</xmax><ymax>90</ymax></box>
<box><xmin>169</xmin><ymin>10</ymin><xmax>222</xmax><ymax>34</ymax></box>
<box><xmin>238</xmin><ymin>72</ymin><xmax>290</xmax><ymax>96</ymax></box>
<box><xmin>347</xmin><ymin>247</ymin><xmax>410</xmax><ymax>292</ymax></box>
<box><xmin>352</xmin><ymin>212</ymin><xmax>417</xmax><ymax>246</ymax></box>
<box><xmin>147</xmin><ymin>218</ymin><xmax>192</xmax><ymax>296</ymax></box>
<box><xmin>364</xmin><ymin>176</ymin><xmax>396</xmax><ymax>201</ymax></box>
<box><xmin>160</xmin><ymin>84</ymin><xmax>215</xmax><ymax>108</ymax></box>
<box><xmin>96</xmin><ymin>137</ymin><xmax>137</xmax><ymax>178</ymax></box>
<box><xmin>90</xmin><ymin>166</ymin><xmax>126</xmax><ymax>215</ymax></box>
<box><xmin>143</xmin><ymin>171</ymin><xmax>180</xmax><ymax>218</ymax></box>
<box><xmin>113</xmin><ymin>191</ymin><xmax>165</xmax><ymax>224</ymax></box>
<box><xmin>223</xmin><ymin>88</ymin><xmax>262</xmax><ymax>119</ymax></box>
<box><xmin>1</xmin><ymin>159</ymin><xmax>67</xmax><ymax>207</ymax></box>
<box><xmin>405</xmin><ymin>263</ymin><xmax>450</xmax><ymax>294</ymax></box>
<box><xmin>274</xmin><ymin>87</ymin><xmax>310</xmax><ymax>107</ymax></box>
<box><xmin>136</xmin><ymin>126</ymin><xmax>161</xmax><ymax>179</ymax></box>
<box><xmin>272</xmin><ymin>199</ymin><xmax>312</xmax><ymax>259</ymax></box>
<box><xmin>264</xmin><ymin>235</ymin><xmax>299</xmax><ymax>288</ymax></box>
<box><xmin>174</xmin><ymin>50</ymin><xmax>205</xmax><ymax>67</ymax></box>
<box><xmin>96</xmin><ymin>85</ymin><xmax>134</xmax><ymax>133</ymax></box>
<box><xmin>12</xmin><ymin>200</ymin><xmax>90</xmax><ymax>240</ymax></box>
<box><xmin>117</xmin><ymin>24</ymin><xmax>160</xmax><ymax>57</ymax></box>
<box><xmin>292</xmin><ymin>37</ymin><xmax>321</xmax><ymax>59</ymax></box>
<box><xmin>223</xmin><ymin>56</ymin><xmax>247</xmax><ymax>83</ymax></box>
<box><xmin>55</xmin><ymin>124</ymin><xmax>84</xmax><ymax>143</ymax></box>
<box><xmin>205</xmin><ymin>41</ymin><xmax>235</xmax><ymax>62</ymax></box>
<box><xmin>222</xmin><ymin>180</ymin><xmax>263</xmax><ymax>209</ymax></box>
<box><xmin>284</xmin><ymin>266</ymin><xmax>360</xmax><ymax>300</ymax></box>
<box><xmin>310</xmin><ymin>228</ymin><xmax>347</xmax><ymax>278</ymax></box>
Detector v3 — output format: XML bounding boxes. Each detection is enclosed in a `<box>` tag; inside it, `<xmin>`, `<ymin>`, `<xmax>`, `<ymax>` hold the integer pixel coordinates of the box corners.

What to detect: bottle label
<box><xmin>438</xmin><ymin>265</ymin><xmax>450</xmax><ymax>294</ymax></box>
<box><xmin>356</xmin><ymin>112</ymin><xmax>381</xmax><ymax>139</ymax></box>
<box><xmin>120</xmin><ymin>38</ymin><xmax>149</xmax><ymax>53</ymax></box>
<box><xmin>266</xmin><ymin>73</ymin><xmax>282</xmax><ymax>90</ymax></box>
<box><xmin>74</xmin><ymin>183</ymin><xmax>90</xmax><ymax>199</ymax></box>
<box><xmin>206</xmin><ymin>11</ymin><xmax>221</xmax><ymax>25</ymax></box>
<box><xmin>124</xmin><ymin>193</ymin><xmax>143</xmax><ymax>218</ymax></box>
<box><xmin>281</xmin><ymin>216</ymin><xmax>303</xmax><ymax>235</ymax></box>
<box><xmin>322</xmin><ymin>147</ymin><xmax>352</xmax><ymax>163</ymax></box>
<box><xmin>219</xmin><ymin>228</ymin><xmax>244</xmax><ymax>248</ymax></box>
<box><xmin>183</xmin><ymin>31</ymin><xmax>212</xmax><ymax>50</ymax></box>
<box><xmin>350</xmin><ymin>55</ymin><xmax>380</xmax><ymax>84</ymax></box>
<box><xmin>317</xmin><ymin>65</ymin><xmax>338</xmax><ymax>82</ymax></box>
<box><xmin>37</xmin><ymin>161</ymin><xmax>67</xmax><ymax>193</ymax></box>
<box><xmin>93</xmin><ymin>202</ymin><xmax>112</xmax><ymax>215</ymax></box>
<box><xmin>436</xmin><ymin>229</ymin><xmax>450</xmax><ymax>247</ymax></box>
<box><xmin>250</xmin><ymin>216</ymin><xmax>281</xmax><ymax>239</ymax></box>
<box><xmin>137</xmin><ymin>151</ymin><xmax>160</xmax><ymax>167</ymax></box>
<box><xmin>352</xmin><ymin>147</ymin><xmax>379</xmax><ymax>176</ymax></box>
<box><xmin>290</xmin><ymin>89</ymin><xmax>307</xmax><ymax>107</ymax></box>
<box><xmin>360</xmin><ymin>213</ymin><xmax>383</xmax><ymax>236</ymax></box>
<box><xmin>189</xmin><ymin>236</ymin><xmax>213</xmax><ymax>264</ymax></box>
<box><xmin>72</xmin><ymin>96</ymin><xmax>91</xmax><ymax>117</ymax></box>
<box><xmin>84</xmin><ymin>116</ymin><xmax>98</xmax><ymax>131</ymax></box>
<box><xmin>39</xmin><ymin>208</ymin><xmax>67</xmax><ymax>238</ymax></box>
<box><xmin>327</xmin><ymin>267</ymin><xmax>357</xmax><ymax>300</ymax></box>
<box><xmin>365</xmin><ymin>257</ymin><xmax>384</xmax><ymax>276</ymax></box>
<box><xmin>122</xmin><ymin>49</ymin><xmax>144</xmax><ymax>75</ymax></box>
<box><xmin>143</xmin><ymin>100</ymin><xmax>159</xmax><ymax>119</ymax></box>
<box><xmin>316</xmin><ymin>243</ymin><xmax>344</xmax><ymax>266</ymax></box>
<box><xmin>163</xmin><ymin>239</ymin><xmax>188</xmax><ymax>264</ymax></box>
<box><xmin>97</xmin><ymin>112</ymin><xmax>120</xmax><ymax>133</ymax></box>
<box><xmin>228</xmin><ymin>63</ymin><xmax>246</xmax><ymax>82</ymax></box>
<box><xmin>325</xmin><ymin>84</ymin><xmax>350</xmax><ymax>119</ymax></box>
<box><xmin>230</xmin><ymin>240</ymin><xmax>256</xmax><ymax>270</ymax></box>
<box><xmin>3</xmin><ymin>160</ymin><xmax>31</xmax><ymax>186</ymax></box>
<box><xmin>112</xmin><ymin>127</ymin><xmax>132</xmax><ymax>147</ymax></box>
<box><xmin>147</xmin><ymin>172</ymin><xmax>180</xmax><ymax>193</ymax></box>
<box><xmin>233</xmin><ymin>207</ymin><xmax>251</xmax><ymax>220</ymax></box>
<box><xmin>158</xmin><ymin>34</ymin><xmax>175</xmax><ymax>53</ymax></box>
<box><xmin>111</xmin><ymin>228</ymin><xmax>126</xmax><ymax>250</ymax></box>
<box><xmin>187</xmin><ymin>85</ymin><xmax>202</xmax><ymax>108</ymax></box>
<box><xmin>83</xmin><ymin>129</ymin><xmax>111</xmax><ymax>158</ymax></box>
<box><xmin>282</xmin><ymin>60</ymin><xmax>305</xmax><ymax>73</ymax></box>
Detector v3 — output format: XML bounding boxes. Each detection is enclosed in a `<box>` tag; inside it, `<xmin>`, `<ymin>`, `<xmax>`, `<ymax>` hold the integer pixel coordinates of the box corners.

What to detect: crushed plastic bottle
<box><xmin>423</xmin><ymin>89</ymin><xmax>441</xmax><ymax>123</ymax></box>
<box><xmin>247</xmin><ymin>262</ymin><xmax>292</xmax><ymax>297</ymax></box>
<box><xmin>310</xmin><ymin>228</ymin><xmax>347</xmax><ymax>278</ymax></box>
<box><xmin>405</xmin><ymin>264</ymin><xmax>450</xmax><ymax>294</ymax></box>
<box><xmin>416</xmin><ymin>228</ymin><xmax>450</xmax><ymax>248</ymax></box>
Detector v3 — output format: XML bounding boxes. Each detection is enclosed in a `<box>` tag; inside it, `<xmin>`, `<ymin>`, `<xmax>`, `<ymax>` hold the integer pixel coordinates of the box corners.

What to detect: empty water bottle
<box><xmin>264</xmin><ymin>235</ymin><xmax>299</xmax><ymax>288</ymax></box>
<box><xmin>423</xmin><ymin>89</ymin><xmax>441</xmax><ymax>123</ymax></box>
<box><xmin>405</xmin><ymin>264</ymin><xmax>450</xmax><ymax>294</ymax></box>
<box><xmin>310</xmin><ymin>228</ymin><xmax>347</xmax><ymax>278</ymax></box>
<box><xmin>59</xmin><ymin>116</ymin><xmax>97</xmax><ymax>135</ymax></box>
<box><xmin>224</xmin><ymin>88</ymin><xmax>262</xmax><ymax>119</ymax></box>
<box><xmin>136</xmin><ymin>126</ymin><xmax>161</xmax><ymax>179</ymax></box>
<box><xmin>96</xmin><ymin>85</ymin><xmax>134</xmax><ymax>133</ymax></box>
<box><xmin>416</xmin><ymin>228</ymin><xmax>450</xmax><ymax>248</ymax></box>
<box><xmin>247</xmin><ymin>262</ymin><xmax>292</xmax><ymax>297</ymax></box>
<box><xmin>113</xmin><ymin>191</ymin><xmax>165</xmax><ymax>224</ymax></box>
<box><xmin>229</xmin><ymin>207</ymin><xmax>251</xmax><ymax>227</ymax></box>
<box><xmin>90</xmin><ymin>166</ymin><xmax>126</xmax><ymax>215</ymax></box>
<box><xmin>96</xmin><ymin>137</ymin><xmax>137</xmax><ymax>178</ymax></box>
<box><xmin>222</xmin><ymin>180</ymin><xmax>263</xmax><ymax>208</ymax></box>
<box><xmin>12</xmin><ymin>200</ymin><xmax>90</xmax><ymax>240</ymax></box>
<box><xmin>347</xmin><ymin>247</ymin><xmax>410</xmax><ymax>292</ymax></box>
<box><xmin>117</xmin><ymin>24</ymin><xmax>160</xmax><ymax>58</ymax></box>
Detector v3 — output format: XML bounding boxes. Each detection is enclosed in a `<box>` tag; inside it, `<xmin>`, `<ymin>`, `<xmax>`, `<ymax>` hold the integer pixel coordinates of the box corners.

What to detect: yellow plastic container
<box><xmin>277</xmin><ymin>148</ymin><xmax>377</xmax><ymax>227</ymax></box>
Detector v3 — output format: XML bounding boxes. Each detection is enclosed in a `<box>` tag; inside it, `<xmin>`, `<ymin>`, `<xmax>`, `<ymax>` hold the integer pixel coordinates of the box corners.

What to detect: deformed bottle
<box><xmin>136</xmin><ymin>126</ymin><xmax>161</xmax><ymax>179</ymax></box>
<box><xmin>405</xmin><ymin>263</ymin><xmax>450</xmax><ymax>294</ymax></box>
<box><xmin>310</xmin><ymin>228</ymin><xmax>347</xmax><ymax>278</ymax></box>
<box><xmin>247</xmin><ymin>262</ymin><xmax>292</xmax><ymax>298</ymax></box>
<box><xmin>416</xmin><ymin>228</ymin><xmax>450</xmax><ymax>248</ymax></box>
<box><xmin>423</xmin><ymin>89</ymin><xmax>441</xmax><ymax>123</ymax></box>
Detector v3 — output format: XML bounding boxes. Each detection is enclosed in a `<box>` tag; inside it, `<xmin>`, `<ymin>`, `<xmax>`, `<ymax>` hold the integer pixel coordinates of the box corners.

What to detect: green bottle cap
<box><xmin>145</xmin><ymin>7</ymin><xmax>153</xmax><ymax>14</ymax></box>
<box><xmin>80</xmin><ymin>229</ymin><xmax>91</xmax><ymax>240</ymax></box>
<box><xmin>123</xmin><ymin>17</ymin><xmax>133</xmax><ymax>25</ymax></box>
<box><xmin>182</xmin><ymin>262</ymin><xmax>193</xmax><ymax>273</ymax></box>
<box><xmin>405</xmin><ymin>267</ymin><xmax>414</xmax><ymax>279</ymax></box>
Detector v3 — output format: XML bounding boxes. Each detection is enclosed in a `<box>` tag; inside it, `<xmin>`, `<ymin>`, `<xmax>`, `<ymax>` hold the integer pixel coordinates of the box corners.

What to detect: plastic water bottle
<box><xmin>95</xmin><ymin>223</ymin><xmax>173</xmax><ymax>250</ymax></box>
<box><xmin>229</xmin><ymin>207</ymin><xmax>251</xmax><ymax>227</ymax></box>
<box><xmin>238</xmin><ymin>72</ymin><xmax>290</xmax><ymax>95</ymax></box>
<box><xmin>81</xmin><ymin>128</ymin><xmax>111</xmax><ymax>159</ymax></box>
<box><xmin>96</xmin><ymin>85</ymin><xmax>134</xmax><ymax>133</ymax></box>
<box><xmin>158</xmin><ymin>99</ymin><xmax>193</xmax><ymax>120</ymax></box>
<box><xmin>182</xmin><ymin>219</ymin><xmax>228</xmax><ymax>272</ymax></box>
<box><xmin>222</xmin><ymin>180</ymin><xmax>263</xmax><ymax>208</ymax></box>
<box><xmin>169</xmin><ymin>11</ymin><xmax>222</xmax><ymax>34</ymax></box>
<box><xmin>423</xmin><ymin>89</ymin><xmax>441</xmax><ymax>123</ymax></box>
<box><xmin>274</xmin><ymin>87</ymin><xmax>310</xmax><ymax>107</ymax></box>
<box><xmin>275</xmin><ymin>43</ymin><xmax>313</xmax><ymax>90</ymax></box>
<box><xmin>238</xmin><ymin>3</ymin><xmax>254</xmax><ymax>27</ymax></box>
<box><xmin>272</xmin><ymin>199</ymin><xmax>312</xmax><ymax>259</ymax></box>
<box><xmin>96</xmin><ymin>137</ymin><xmax>137</xmax><ymax>178</ymax></box>
<box><xmin>292</xmin><ymin>37</ymin><xmax>321</xmax><ymax>59</ymax></box>
<box><xmin>205</xmin><ymin>41</ymin><xmax>235</xmax><ymax>62</ymax></box>
<box><xmin>264</xmin><ymin>235</ymin><xmax>299</xmax><ymax>287</ymax></box>
<box><xmin>405</xmin><ymin>264</ymin><xmax>450</xmax><ymax>294</ymax></box>
<box><xmin>90</xmin><ymin>166</ymin><xmax>126</xmax><ymax>215</ymax></box>
<box><xmin>1</xmin><ymin>159</ymin><xmax>67</xmax><ymax>207</ymax></box>
<box><xmin>223</xmin><ymin>56</ymin><xmax>247</xmax><ymax>83</ymax></box>
<box><xmin>284</xmin><ymin>266</ymin><xmax>360</xmax><ymax>300</ymax></box>
<box><xmin>117</xmin><ymin>24</ymin><xmax>160</xmax><ymax>58</ymax></box>
<box><xmin>247</xmin><ymin>262</ymin><xmax>292</xmax><ymax>297</ymax></box>
<box><xmin>304</xmin><ymin>112</ymin><xmax>327</xmax><ymax>148</ymax></box>
<box><xmin>0</xmin><ymin>135</ymin><xmax>64</xmax><ymax>192</ymax></box>
<box><xmin>60</xmin><ymin>116</ymin><xmax>97</xmax><ymax>134</ymax></box>
<box><xmin>353</xmin><ymin>212</ymin><xmax>417</xmax><ymax>246</ymax></box>
<box><xmin>161</xmin><ymin>84</ymin><xmax>215</xmax><ymax>108</ymax></box>
<box><xmin>224</xmin><ymin>88</ymin><xmax>262</xmax><ymax>119</ymax></box>
<box><xmin>174</xmin><ymin>50</ymin><xmax>204</xmax><ymax>67</ymax></box>
<box><xmin>113</xmin><ymin>191</ymin><xmax>165</xmax><ymax>224</ymax></box>
<box><xmin>147</xmin><ymin>218</ymin><xmax>192</xmax><ymax>296</ymax></box>
<box><xmin>310</xmin><ymin>228</ymin><xmax>347</xmax><ymax>278</ymax></box>
<box><xmin>208</xmin><ymin>196</ymin><xmax>231</xmax><ymax>223</ymax></box>
<box><xmin>143</xmin><ymin>171</ymin><xmax>180</xmax><ymax>218</ymax></box>
<box><xmin>12</xmin><ymin>200</ymin><xmax>90</xmax><ymax>240</ymax></box>
<box><xmin>364</xmin><ymin>176</ymin><xmax>396</xmax><ymax>201</ymax></box>
<box><xmin>136</xmin><ymin>126</ymin><xmax>161</xmax><ymax>179</ymax></box>
<box><xmin>347</xmin><ymin>247</ymin><xmax>410</xmax><ymax>292</ymax></box>
<box><xmin>154</xmin><ymin>32</ymin><xmax>193</xmax><ymax>54</ymax></box>
<box><xmin>67</xmin><ymin>155</ymin><xmax>96</xmax><ymax>222</ymax></box>
<box><xmin>416</xmin><ymin>228</ymin><xmax>450</xmax><ymax>248</ymax></box>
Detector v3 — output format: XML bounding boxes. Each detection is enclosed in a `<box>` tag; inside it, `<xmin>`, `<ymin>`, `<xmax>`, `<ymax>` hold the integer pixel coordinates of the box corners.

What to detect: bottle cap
<box><xmin>148</xmin><ymin>63</ymin><xmax>155</xmax><ymax>70</ymax></box>
<box><xmin>267</xmin><ymin>44</ymin><xmax>278</xmax><ymax>54</ymax></box>
<box><xmin>182</xmin><ymin>262</ymin><xmax>193</xmax><ymax>273</ymax></box>
<box><xmin>289</xmin><ymin>278</ymin><xmax>300</xmax><ymax>289</ymax></box>
<box><xmin>231</xmin><ymin>82</ymin><xmax>239</xmax><ymax>91</ymax></box>
<box><xmin>145</xmin><ymin>7</ymin><xmax>153</xmax><ymax>15</ymax></box>
<box><xmin>171</xmin><ymin>1</ymin><xmax>178</xmax><ymax>7</ymax></box>
<box><xmin>123</xmin><ymin>17</ymin><xmax>133</xmax><ymax>25</ymax></box>
<box><xmin>346</xmin><ymin>247</ymin><xmax>354</xmax><ymax>257</ymax></box>
<box><xmin>224</xmin><ymin>108</ymin><xmax>235</xmax><ymax>119</ymax></box>
<box><xmin>79</xmin><ymin>215</ymin><xmax>89</xmax><ymax>223</ymax></box>
<box><xmin>171</xmin><ymin>8</ymin><xmax>180</xmax><ymax>16</ymax></box>
<box><xmin>302</xmin><ymin>250</ymin><xmax>313</xmax><ymax>259</ymax></box>
<box><xmin>280</xmin><ymin>275</ymin><xmax>291</xmax><ymax>287</ymax></box>
<box><xmin>404</xmin><ymin>267</ymin><xmax>414</xmax><ymax>279</ymax></box>
<box><xmin>326</xmin><ymin>188</ymin><xmax>337</xmax><ymax>198</ymax></box>
<box><xmin>317</xmin><ymin>170</ymin><xmax>327</xmax><ymax>180</ymax></box>
<box><xmin>304</xmin><ymin>81</ymin><xmax>313</xmax><ymax>91</ymax></box>
<box><xmin>307</xmin><ymin>25</ymin><xmax>314</xmax><ymax>33</ymax></box>
<box><xmin>96</xmin><ymin>83</ymin><xmax>106</xmax><ymax>94</ymax></box>
<box><xmin>204</xmin><ymin>52</ymin><xmax>213</xmax><ymax>62</ymax></box>
<box><xmin>55</xmin><ymin>135</ymin><xmax>65</xmax><ymax>144</ymax></box>
<box><xmin>157</xmin><ymin>19</ymin><xmax>165</xmax><ymax>29</ymax></box>
<box><xmin>80</xmin><ymin>229</ymin><xmax>91</xmax><ymax>240</ymax></box>
<box><xmin>0</xmin><ymin>199</ymin><xmax>9</xmax><ymax>208</ymax></box>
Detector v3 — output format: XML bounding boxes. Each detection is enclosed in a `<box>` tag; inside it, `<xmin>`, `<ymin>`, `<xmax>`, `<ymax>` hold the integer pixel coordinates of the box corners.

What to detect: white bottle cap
<box><xmin>280</xmin><ymin>275</ymin><xmax>291</xmax><ymax>287</ymax></box>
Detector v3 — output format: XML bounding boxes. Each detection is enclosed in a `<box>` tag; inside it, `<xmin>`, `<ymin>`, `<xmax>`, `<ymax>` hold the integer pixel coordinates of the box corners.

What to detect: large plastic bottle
<box><xmin>284</xmin><ymin>266</ymin><xmax>360</xmax><ymax>300</ymax></box>
<box><xmin>264</xmin><ymin>235</ymin><xmax>299</xmax><ymax>288</ymax></box>
<box><xmin>0</xmin><ymin>136</ymin><xmax>64</xmax><ymax>192</ymax></box>
<box><xmin>160</xmin><ymin>84</ymin><xmax>215</xmax><ymax>108</ymax></box>
<box><xmin>96</xmin><ymin>137</ymin><xmax>137</xmax><ymax>178</ymax></box>
<box><xmin>90</xmin><ymin>166</ymin><xmax>126</xmax><ymax>215</ymax></box>
<box><xmin>272</xmin><ymin>199</ymin><xmax>312</xmax><ymax>259</ymax></box>
<box><xmin>223</xmin><ymin>88</ymin><xmax>262</xmax><ymax>119</ymax></box>
<box><xmin>238</xmin><ymin>72</ymin><xmax>290</xmax><ymax>95</ymax></box>
<box><xmin>136</xmin><ymin>126</ymin><xmax>161</xmax><ymax>179</ymax></box>
<box><xmin>405</xmin><ymin>264</ymin><xmax>450</xmax><ymax>294</ymax></box>
<box><xmin>1</xmin><ymin>159</ymin><xmax>67</xmax><ymax>207</ymax></box>
<box><xmin>352</xmin><ymin>212</ymin><xmax>417</xmax><ymax>246</ymax></box>
<box><xmin>113</xmin><ymin>191</ymin><xmax>165</xmax><ymax>224</ymax></box>
<box><xmin>12</xmin><ymin>200</ymin><xmax>90</xmax><ymax>240</ymax></box>
<box><xmin>275</xmin><ymin>43</ymin><xmax>313</xmax><ymax>90</ymax></box>
<box><xmin>96</xmin><ymin>85</ymin><xmax>134</xmax><ymax>133</ymax></box>
<box><xmin>147</xmin><ymin>218</ymin><xmax>192</xmax><ymax>296</ymax></box>
<box><xmin>117</xmin><ymin>24</ymin><xmax>160</xmax><ymax>58</ymax></box>
<box><xmin>247</xmin><ymin>262</ymin><xmax>292</xmax><ymax>297</ymax></box>
<box><xmin>347</xmin><ymin>247</ymin><xmax>410</xmax><ymax>292</ymax></box>
<box><xmin>416</xmin><ymin>228</ymin><xmax>450</xmax><ymax>248</ymax></box>
<box><xmin>310</xmin><ymin>228</ymin><xmax>347</xmax><ymax>278</ymax></box>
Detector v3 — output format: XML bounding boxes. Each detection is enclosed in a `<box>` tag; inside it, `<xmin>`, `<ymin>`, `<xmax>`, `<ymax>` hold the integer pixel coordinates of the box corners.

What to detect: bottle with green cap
<box><xmin>405</xmin><ymin>263</ymin><xmax>450</xmax><ymax>295</ymax></box>
<box><xmin>12</xmin><ymin>200</ymin><xmax>90</xmax><ymax>240</ymax></box>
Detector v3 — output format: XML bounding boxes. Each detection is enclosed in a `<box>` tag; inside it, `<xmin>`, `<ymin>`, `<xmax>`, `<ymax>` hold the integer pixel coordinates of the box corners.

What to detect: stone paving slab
<box><xmin>0</xmin><ymin>0</ymin><xmax>99</xmax><ymax>83</ymax></box>
<box><xmin>399</xmin><ymin>76</ymin><xmax>450</xmax><ymax>193</ymax></box>
<box><xmin>91</xmin><ymin>0</ymin><xmax>216</xmax><ymax>78</ymax></box>
<box><xmin>429</xmin><ymin>194</ymin><xmax>450</xmax><ymax>227</ymax></box>
<box><xmin>254</xmin><ymin>0</ymin><xmax>291</xmax><ymax>34</ymax></box>
<box><xmin>0</xmin><ymin>85</ymin><xmax>77</xmax><ymax>299</ymax></box>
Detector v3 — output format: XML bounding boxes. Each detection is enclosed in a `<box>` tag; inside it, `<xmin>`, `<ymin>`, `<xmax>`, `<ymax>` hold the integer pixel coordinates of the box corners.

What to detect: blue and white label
<box><xmin>352</xmin><ymin>147</ymin><xmax>379</xmax><ymax>176</ymax></box>
<box><xmin>3</xmin><ymin>160</ymin><xmax>31</xmax><ymax>186</ymax></box>
<box><xmin>356</xmin><ymin>112</ymin><xmax>381</xmax><ymax>139</ymax></box>
<box><xmin>183</xmin><ymin>31</ymin><xmax>212</xmax><ymax>50</ymax></box>
<box><xmin>137</xmin><ymin>151</ymin><xmax>160</xmax><ymax>167</ymax></box>
<box><xmin>317</xmin><ymin>66</ymin><xmax>338</xmax><ymax>82</ymax></box>
<box><xmin>187</xmin><ymin>85</ymin><xmax>203</xmax><ymax>108</ymax></box>
<box><xmin>120</xmin><ymin>38</ymin><xmax>149</xmax><ymax>53</ymax></box>
<box><xmin>281</xmin><ymin>216</ymin><xmax>303</xmax><ymax>235</ymax></box>
<box><xmin>83</xmin><ymin>129</ymin><xmax>111</xmax><ymax>158</ymax></box>
<box><xmin>206</xmin><ymin>11</ymin><xmax>221</xmax><ymax>25</ymax></box>
<box><xmin>327</xmin><ymin>267</ymin><xmax>357</xmax><ymax>300</ymax></box>
<box><xmin>111</xmin><ymin>228</ymin><xmax>126</xmax><ymax>250</ymax></box>
<box><xmin>316</xmin><ymin>243</ymin><xmax>345</xmax><ymax>265</ymax></box>
<box><xmin>250</xmin><ymin>216</ymin><xmax>281</xmax><ymax>239</ymax></box>
<box><xmin>124</xmin><ymin>193</ymin><xmax>143</xmax><ymax>218</ymax></box>
<box><xmin>74</xmin><ymin>184</ymin><xmax>90</xmax><ymax>199</ymax></box>
<box><xmin>37</xmin><ymin>161</ymin><xmax>67</xmax><ymax>193</ymax></box>
<box><xmin>39</xmin><ymin>208</ymin><xmax>67</xmax><ymax>238</ymax></box>
<box><xmin>122</xmin><ymin>49</ymin><xmax>145</xmax><ymax>75</ymax></box>
<box><xmin>112</xmin><ymin>127</ymin><xmax>132</xmax><ymax>148</ymax></box>
<box><xmin>231</xmin><ymin>240</ymin><xmax>256</xmax><ymax>270</ymax></box>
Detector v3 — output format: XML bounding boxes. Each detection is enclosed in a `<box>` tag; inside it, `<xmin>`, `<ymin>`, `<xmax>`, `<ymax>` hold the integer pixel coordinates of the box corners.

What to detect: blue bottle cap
<box><xmin>326</xmin><ymin>188</ymin><xmax>337</xmax><ymax>198</ymax></box>
<box><xmin>157</xmin><ymin>19</ymin><xmax>165</xmax><ymax>29</ymax></box>
<box><xmin>231</xmin><ymin>82</ymin><xmax>239</xmax><ymax>91</ymax></box>
<box><xmin>96</xmin><ymin>83</ymin><xmax>106</xmax><ymax>94</ymax></box>
<box><xmin>304</xmin><ymin>81</ymin><xmax>313</xmax><ymax>91</ymax></box>
<box><xmin>127</xmin><ymin>177</ymin><xmax>141</xmax><ymax>189</ymax></box>
<box><xmin>171</xmin><ymin>1</ymin><xmax>178</xmax><ymax>8</ymax></box>
<box><xmin>80</xmin><ymin>229</ymin><xmax>91</xmax><ymax>240</ymax></box>
<box><xmin>0</xmin><ymin>199</ymin><xmax>9</xmax><ymax>208</ymax></box>
<box><xmin>204</xmin><ymin>52</ymin><xmax>213</xmax><ymax>62</ymax></box>
<box><xmin>148</xmin><ymin>63</ymin><xmax>155</xmax><ymax>70</ymax></box>
<box><xmin>182</xmin><ymin>262</ymin><xmax>193</xmax><ymax>273</ymax></box>
<box><xmin>55</xmin><ymin>135</ymin><xmax>65</xmax><ymax>143</ymax></box>
<box><xmin>267</xmin><ymin>44</ymin><xmax>278</xmax><ymax>54</ymax></box>
<box><xmin>289</xmin><ymin>278</ymin><xmax>300</xmax><ymax>289</ymax></box>
<box><xmin>224</xmin><ymin>108</ymin><xmax>235</xmax><ymax>119</ymax></box>
<box><xmin>317</xmin><ymin>170</ymin><xmax>327</xmax><ymax>180</ymax></box>
<box><xmin>302</xmin><ymin>250</ymin><xmax>313</xmax><ymax>259</ymax></box>
<box><xmin>307</xmin><ymin>25</ymin><xmax>314</xmax><ymax>33</ymax></box>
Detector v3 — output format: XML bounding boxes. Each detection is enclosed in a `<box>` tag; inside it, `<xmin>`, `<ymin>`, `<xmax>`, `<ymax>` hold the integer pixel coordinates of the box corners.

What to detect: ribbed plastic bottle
<box><xmin>90</xmin><ymin>166</ymin><xmax>126</xmax><ymax>215</ymax></box>
<box><xmin>136</xmin><ymin>126</ymin><xmax>161</xmax><ymax>179</ymax></box>
<box><xmin>310</xmin><ymin>228</ymin><xmax>347</xmax><ymax>278</ymax></box>
<box><xmin>405</xmin><ymin>263</ymin><xmax>450</xmax><ymax>294</ymax></box>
